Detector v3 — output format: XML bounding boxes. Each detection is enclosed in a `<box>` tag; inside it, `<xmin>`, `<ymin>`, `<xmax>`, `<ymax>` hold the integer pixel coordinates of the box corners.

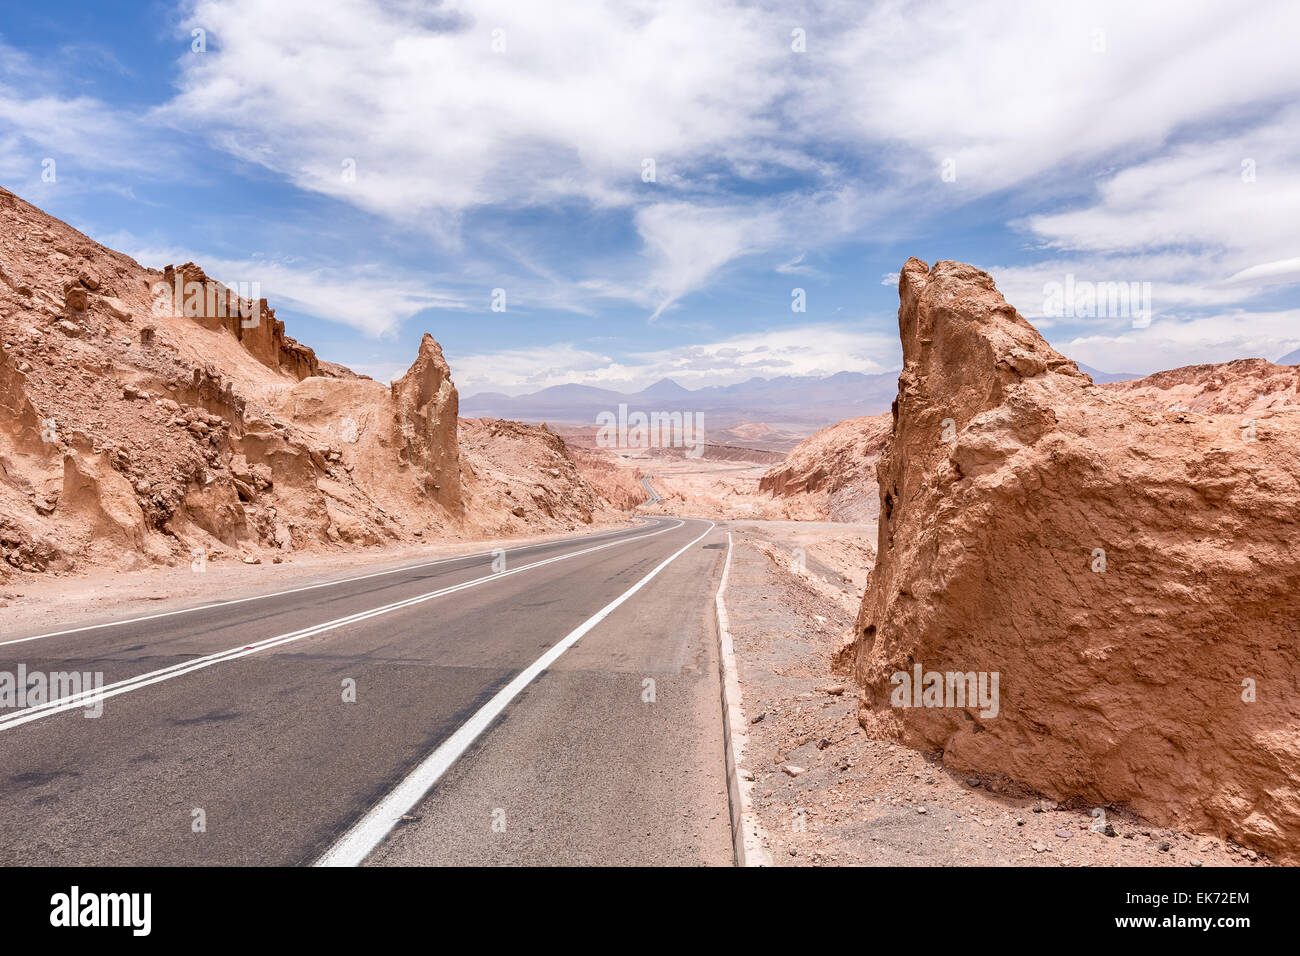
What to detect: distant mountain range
<box><xmin>463</xmin><ymin>363</ymin><xmax>1146</xmax><ymax>429</ymax></box>
<box><xmin>1076</xmin><ymin>362</ymin><xmax>1140</xmax><ymax>383</ymax></box>
<box><xmin>462</xmin><ymin>372</ymin><xmax>902</xmax><ymax>428</ymax></box>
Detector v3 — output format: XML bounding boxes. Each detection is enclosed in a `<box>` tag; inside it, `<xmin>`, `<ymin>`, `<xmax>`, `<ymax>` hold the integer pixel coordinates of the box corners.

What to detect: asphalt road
<box><xmin>0</xmin><ymin>516</ymin><xmax>733</xmax><ymax>866</ymax></box>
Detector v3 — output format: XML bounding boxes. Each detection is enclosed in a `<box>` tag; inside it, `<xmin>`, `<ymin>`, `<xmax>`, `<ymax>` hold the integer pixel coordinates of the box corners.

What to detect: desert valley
<box><xmin>2</xmin><ymin>185</ymin><xmax>1295</xmax><ymax>870</ymax></box>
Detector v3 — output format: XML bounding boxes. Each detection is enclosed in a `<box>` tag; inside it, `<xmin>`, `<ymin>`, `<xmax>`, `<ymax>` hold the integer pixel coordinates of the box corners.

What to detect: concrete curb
<box><xmin>714</xmin><ymin>530</ymin><xmax>772</xmax><ymax>867</ymax></box>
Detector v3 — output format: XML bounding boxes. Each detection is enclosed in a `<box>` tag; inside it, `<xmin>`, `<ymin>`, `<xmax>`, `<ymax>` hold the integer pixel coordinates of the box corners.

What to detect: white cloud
<box><xmin>6</xmin><ymin>0</ymin><xmax>1300</xmax><ymax>381</ymax></box>
<box><xmin>451</xmin><ymin>344</ymin><xmax>618</xmax><ymax>394</ymax></box>
<box><xmin>0</xmin><ymin>85</ymin><xmax>162</xmax><ymax>185</ymax></box>
<box><xmin>116</xmin><ymin>242</ymin><xmax>468</xmax><ymax>337</ymax></box>
<box><xmin>816</xmin><ymin>0</ymin><xmax>1300</xmax><ymax>197</ymax></box>
<box><xmin>1018</xmin><ymin>115</ymin><xmax>1300</xmax><ymax>261</ymax></box>
<box><xmin>167</xmin><ymin>0</ymin><xmax>789</xmax><ymax>216</ymax></box>
<box><xmin>1058</xmin><ymin>309</ymin><xmax>1300</xmax><ymax>373</ymax></box>
<box><xmin>0</xmin><ymin>40</ymin><xmax>170</xmax><ymax>187</ymax></box>
<box><xmin>156</xmin><ymin>0</ymin><xmax>1300</xmax><ymax>326</ymax></box>
<box><xmin>1226</xmin><ymin>258</ymin><xmax>1300</xmax><ymax>287</ymax></box>
<box><xmin>986</xmin><ymin>102</ymin><xmax>1300</xmax><ymax>367</ymax></box>
<box><xmin>775</xmin><ymin>252</ymin><xmax>824</xmax><ymax>278</ymax></box>
<box><xmin>454</xmin><ymin>323</ymin><xmax>900</xmax><ymax>394</ymax></box>
<box><xmin>635</xmin><ymin>203</ymin><xmax>783</xmax><ymax>319</ymax></box>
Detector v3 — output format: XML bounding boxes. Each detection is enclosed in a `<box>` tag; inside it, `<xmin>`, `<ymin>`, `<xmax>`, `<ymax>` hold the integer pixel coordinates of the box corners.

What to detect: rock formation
<box><xmin>848</xmin><ymin>257</ymin><xmax>1300</xmax><ymax>862</ymax></box>
<box><xmin>158</xmin><ymin>263</ymin><xmax>321</xmax><ymax>380</ymax></box>
<box><xmin>460</xmin><ymin>418</ymin><xmax>608</xmax><ymax>531</ymax></box>
<box><xmin>1102</xmin><ymin>357</ymin><xmax>1300</xmax><ymax>415</ymax></box>
<box><xmin>0</xmin><ymin>186</ymin><xmax>626</xmax><ymax>579</ymax></box>
<box><xmin>391</xmin><ymin>334</ymin><xmax>461</xmax><ymax>514</ymax></box>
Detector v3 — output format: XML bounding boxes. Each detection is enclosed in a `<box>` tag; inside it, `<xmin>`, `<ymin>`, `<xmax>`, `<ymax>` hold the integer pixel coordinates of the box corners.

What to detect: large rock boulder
<box><xmin>850</xmin><ymin>257</ymin><xmax>1300</xmax><ymax>862</ymax></box>
<box><xmin>391</xmin><ymin>333</ymin><xmax>461</xmax><ymax>514</ymax></box>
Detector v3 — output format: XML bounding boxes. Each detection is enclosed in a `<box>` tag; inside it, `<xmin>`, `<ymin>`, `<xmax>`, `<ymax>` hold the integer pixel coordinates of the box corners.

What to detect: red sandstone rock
<box><xmin>1102</xmin><ymin>358</ymin><xmax>1300</xmax><ymax>415</ymax></box>
<box><xmin>159</xmin><ymin>262</ymin><xmax>320</xmax><ymax>380</ymax></box>
<box><xmin>391</xmin><ymin>333</ymin><xmax>461</xmax><ymax>514</ymax></box>
<box><xmin>850</xmin><ymin>257</ymin><xmax>1300</xmax><ymax>863</ymax></box>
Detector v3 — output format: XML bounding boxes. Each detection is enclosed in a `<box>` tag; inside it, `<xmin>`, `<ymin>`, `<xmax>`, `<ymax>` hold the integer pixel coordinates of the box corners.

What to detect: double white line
<box><xmin>0</xmin><ymin>520</ymin><xmax>661</xmax><ymax>649</ymax></box>
<box><xmin>0</xmin><ymin>519</ymin><xmax>686</xmax><ymax>733</ymax></box>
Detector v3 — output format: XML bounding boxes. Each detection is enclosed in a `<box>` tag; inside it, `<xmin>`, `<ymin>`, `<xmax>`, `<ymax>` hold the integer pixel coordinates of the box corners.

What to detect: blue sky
<box><xmin>2</xmin><ymin>0</ymin><xmax>1298</xmax><ymax>395</ymax></box>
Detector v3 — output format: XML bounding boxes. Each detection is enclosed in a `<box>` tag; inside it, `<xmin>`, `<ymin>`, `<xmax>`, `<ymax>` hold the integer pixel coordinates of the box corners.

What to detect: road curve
<box><xmin>0</xmin><ymin>516</ymin><xmax>733</xmax><ymax>866</ymax></box>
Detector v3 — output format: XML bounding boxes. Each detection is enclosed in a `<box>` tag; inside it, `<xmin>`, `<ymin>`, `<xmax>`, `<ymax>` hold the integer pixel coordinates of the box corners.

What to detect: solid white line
<box><xmin>0</xmin><ymin>520</ymin><xmax>686</xmax><ymax>731</ymax></box>
<box><xmin>0</xmin><ymin>519</ymin><xmax>662</xmax><ymax>648</ymax></box>
<box><xmin>713</xmin><ymin>531</ymin><xmax>771</xmax><ymax>866</ymax></box>
<box><xmin>314</xmin><ymin>518</ymin><xmax>717</xmax><ymax>867</ymax></box>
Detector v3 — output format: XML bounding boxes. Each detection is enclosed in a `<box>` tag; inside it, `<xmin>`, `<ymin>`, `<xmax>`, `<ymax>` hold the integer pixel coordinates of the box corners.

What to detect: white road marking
<box><xmin>0</xmin><ymin>520</ymin><xmax>686</xmax><ymax>731</ymax></box>
<box><xmin>314</xmin><ymin>518</ymin><xmax>717</xmax><ymax>867</ymax></box>
<box><xmin>713</xmin><ymin>530</ymin><xmax>771</xmax><ymax>866</ymax></box>
<box><xmin>0</xmin><ymin>519</ymin><xmax>664</xmax><ymax>648</ymax></box>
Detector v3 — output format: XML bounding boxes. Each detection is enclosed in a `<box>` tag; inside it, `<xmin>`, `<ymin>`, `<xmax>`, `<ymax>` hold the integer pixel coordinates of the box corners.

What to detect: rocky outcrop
<box><xmin>565</xmin><ymin>441</ymin><xmax>650</xmax><ymax>512</ymax></box>
<box><xmin>0</xmin><ymin>340</ymin><xmax>44</xmax><ymax>452</ymax></box>
<box><xmin>0</xmin><ymin>343</ymin><xmax>59</xmax><ymax>576</ymax></box>
<box><xmin>159</xmin><ymin>263</ymin><xmax>320</xmax><ymax>380</ymax></box>
<box><xmin>759</xmin><ymin>413</ymin><xmax>892</xmax><ymax>521</ymax></box>
<box><xmin>849</xmin><ymin>258</ymin><xmax>1300</xmax><ymax>862</ymax></box>
<box><xmin>460</xmin><ymin>418</ymin><xmax>605</xmax><ymax>532</ymax></box>
<box><xmin>0</xmin><ymin>186</ymin><xmax>629</xmax><ymax>578</ymax></box>
<box><xmin>391</xmin><ymin>334</ymin><xmax>461</xmax><ymax>514</ymax></box>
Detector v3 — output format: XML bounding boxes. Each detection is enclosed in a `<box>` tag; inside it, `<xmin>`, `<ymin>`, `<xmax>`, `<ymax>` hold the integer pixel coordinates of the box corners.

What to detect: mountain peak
<box><xmin>636</xmin><ymin>377</ymin><xmax>691</xmax><ymax>397</ymax></box>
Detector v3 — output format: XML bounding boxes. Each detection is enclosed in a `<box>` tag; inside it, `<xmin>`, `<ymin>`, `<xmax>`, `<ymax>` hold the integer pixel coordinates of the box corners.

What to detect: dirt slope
<box><xmin>759</xmin><ymin>413</ymin><xmax>892</xmax><ymax>521</ymax></box>
<box><xmin>845</xmin><ymin>257</ymin><xmax>1300</xmax><ymax>864</ymax></box>
<box><xmin>459</xmin><ymin>418</ymin><xmax>622</xmax><ymax>532</ymax></box>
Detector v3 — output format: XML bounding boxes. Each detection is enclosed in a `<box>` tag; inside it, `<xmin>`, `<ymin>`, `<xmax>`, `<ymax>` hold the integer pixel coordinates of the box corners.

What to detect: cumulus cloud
<box><xmin>6</xmin><ymin>0</ymin><xmax>1300</xmax><ymax>377</ymax></box>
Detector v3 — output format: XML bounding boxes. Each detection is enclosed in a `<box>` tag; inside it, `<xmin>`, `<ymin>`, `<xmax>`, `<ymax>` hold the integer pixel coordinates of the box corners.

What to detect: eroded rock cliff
<box><xmin>849</xmin><ymin>257</ymin><xmax>1300</xmax><ymax>862</ymax></box>
<box><xmin>0</xmin><ymin>186</ymin><xmax>625</xmax><ymax>579</ymax></box>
